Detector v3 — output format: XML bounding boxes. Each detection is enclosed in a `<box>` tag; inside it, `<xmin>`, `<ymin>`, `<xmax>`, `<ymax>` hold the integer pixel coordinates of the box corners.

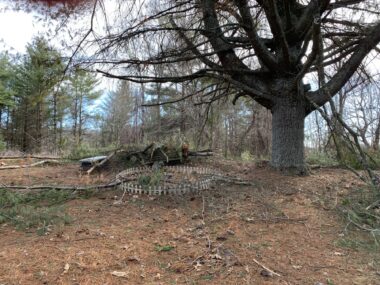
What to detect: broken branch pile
<box><xmin>80</xmin><ymin>144</ymin><xmax>214</xmax><ymax>175</ymax></box>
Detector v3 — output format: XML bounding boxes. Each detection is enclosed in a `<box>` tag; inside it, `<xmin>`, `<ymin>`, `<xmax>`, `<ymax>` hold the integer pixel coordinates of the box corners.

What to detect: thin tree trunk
<box><xmin>22</xmin><ymin>102</ymin><xmax>29</xmax><ymax>152</ymax></box>
<box><xmin>372</xmin><ymin>117</ymin><xmax>380</xmax><ymax>151</ymax></box>
<box><xmin>53</xmin><ymin>91</ymin><xmax>58</xmax><ymax>150</ymax></box>
<box><xmin>209</xmin><ymin>106</ymin><xmax>214</xmax><ymax>150</ymax></box>
<box><xmin>140</xmin><ymin>83</ymin><xmax>145</xmax><ymax>143</ymax></box>
<box><xmin>155</xmin><ymin>83</ymin><xmax>162</xmax><ymax>140</ymax></box>
<box><xmin>59</xmin><ymin>118</ymin><xmax>63</xmax><ymax>150</ymax></box>
<box><xmin>224</xmin><ymin>117</ymin><xmax>228</xmax><ymax>158</ymax></box>
<box><xmin>78</xmin><ymin>92</ymin><xmax>83</xmax><ymax>145</ymax></box>
<box><xmin>314</xmin><ymin>111</ymin><xmax>322</xmax><ymax>152</ymax></box>
<box><xmin>8</xmin><ymin>107</ymin><xmax>13</xmax><ymax>148</ymax></box>
<box><xmin>73</xmin><ymin>95</ymin><xmax>78</xmax><ymax>140</ymax></box>
<box><xmin>180</xmin><ymin>84</ymin><xmax>186</xmax><ymax>135</ymax></box>
<box><xmin>37</xmin><ymin>101</ymin><xmax>43</xmax><ymax>152</ymax></box>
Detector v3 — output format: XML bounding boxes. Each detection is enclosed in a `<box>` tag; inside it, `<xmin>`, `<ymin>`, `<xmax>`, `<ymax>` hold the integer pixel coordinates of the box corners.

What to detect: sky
<box><xmin>0</xmin><ymin>6</ymin><xmax>43</xmax><ymax>52</ymax></box>
<box><xmin>0</xmin><ymin>2</ymin><xmax>119</xmax><ymax>109</ymax></box>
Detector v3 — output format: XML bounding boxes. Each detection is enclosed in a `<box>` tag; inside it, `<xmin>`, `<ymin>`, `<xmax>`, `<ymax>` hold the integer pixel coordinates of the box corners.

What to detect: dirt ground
<box><xmin>0</xmin><ymin>158</ymin><xmax>379</xmax><ymax>285</ymax></box>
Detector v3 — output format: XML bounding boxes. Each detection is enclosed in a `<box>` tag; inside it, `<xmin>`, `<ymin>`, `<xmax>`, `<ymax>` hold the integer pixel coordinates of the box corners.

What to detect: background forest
<box><xmin>0</xmin><ymin>36</ymin><xmax>274</xmax><ymax>159</ymax></box>
<box><xmin>0</xmin><ymin>0</ymin><xmax>380</xmax><ymax>171</ymax></box>
<box><xmin>0</xmin><ymin>2</ymin><xmax>380</xmax><ymax>284</ymax></box>
<box><xmin>1</xmin><ymin>36</ymin><xmax>379</xmax><ymax>169</ymax></box>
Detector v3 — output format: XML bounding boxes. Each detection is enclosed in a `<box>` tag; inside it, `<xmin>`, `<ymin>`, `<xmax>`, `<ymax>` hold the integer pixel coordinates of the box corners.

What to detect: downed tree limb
<box><xmin>0</xmin><ymin>155</ymin><xmax>61</xmax><ymax>160</ymax></box>
<box><xmin>86</xmin><ymin>151</ymin><xmax>117</xmax><ymax>175</ymax></box>
<box><xmin>189</xmin><ymin>151</ymin><xmax>213</xmax><ymax>157</ymax></box>
<box><xmin>0</xmin><ymin>181</ymin><xmax>121</xmax><ymax>191</ymax></box>
<box><xmin>0</xmin><ymin>160</ymin><xmax>60</xmax><ymax>170</ymax></box>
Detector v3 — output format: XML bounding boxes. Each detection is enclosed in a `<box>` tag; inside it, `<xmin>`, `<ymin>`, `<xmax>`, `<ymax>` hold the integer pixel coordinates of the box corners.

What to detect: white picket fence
<box><xmin>118</xmin><ymin>166</ymin><xmax>219</xmax><ymax>195</ymax></box>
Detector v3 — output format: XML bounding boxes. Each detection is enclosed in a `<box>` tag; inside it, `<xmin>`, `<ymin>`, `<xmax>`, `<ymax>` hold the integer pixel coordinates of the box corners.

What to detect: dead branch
<box><xmin>188</xmin><ymin>151</ymin><xmax>214</xmax><ymax>157</ymax></box>
<box><xmin>0</xmin><ymin>181</ymin><xmax>121</xmax><ymax>191</ymax></box>
<box><xmin>0</xmin><ymin>156</ymin><xmax>61</xmax><ymax>160</ymax></box>
<box><xmin>0</xmin><ymin>160</ymin><xmax>60</xmax><ymax>170</ymax></box>
<box><xmin>245</xmin><ymin>216</ymin><xmax>308</xmax><ymax>224</ymax></box>
<box><xmin>366</xmin><ymin>199</ymin><xmax>380</xmax><ymax>210</ymax></box>
<box><xmin>252</xmin><ymin>258</ymin><xmax>281</xmax><ymax>277</ymax></box>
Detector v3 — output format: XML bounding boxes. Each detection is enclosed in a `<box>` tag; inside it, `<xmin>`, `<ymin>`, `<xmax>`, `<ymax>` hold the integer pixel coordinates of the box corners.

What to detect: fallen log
<box><xmin>0</xmin><ymin>155</ymin><xmax>61</xmax><ymax>160</ymax></box>
<box><xmin>0</xmin><ymin>181</ymin><xmax>121</xmax><ymax>191</ymax></box>
<box><xmin>189</xmin><ymin>151</ymin><xmax>213</xmax><ymax>157</ymax></box>
<box><xmin>0</xmin><ymin>160</ymin><xmax>60</xmax><ymax>170</ymax></box>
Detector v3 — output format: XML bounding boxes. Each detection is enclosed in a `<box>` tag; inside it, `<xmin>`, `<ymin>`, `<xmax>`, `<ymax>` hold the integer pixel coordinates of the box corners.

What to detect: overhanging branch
<box><xmin>308</xmin><ymin>21</ymin><xmax>380</xmax><ymax>106</ymax></box>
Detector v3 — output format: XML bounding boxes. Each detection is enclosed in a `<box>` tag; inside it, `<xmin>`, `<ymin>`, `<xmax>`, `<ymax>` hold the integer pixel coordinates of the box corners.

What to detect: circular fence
<box><xmin>117</xmin><ymin>166</ymin><xmax>220</xmax><ymax>195</ymax></box>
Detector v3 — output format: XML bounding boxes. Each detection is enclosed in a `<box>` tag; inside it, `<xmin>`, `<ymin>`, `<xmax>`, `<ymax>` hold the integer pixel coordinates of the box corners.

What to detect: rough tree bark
<box><xmin>271</xmin><ymin>97</ymin><xmax>306</xmax><ymax>172</ymax></box>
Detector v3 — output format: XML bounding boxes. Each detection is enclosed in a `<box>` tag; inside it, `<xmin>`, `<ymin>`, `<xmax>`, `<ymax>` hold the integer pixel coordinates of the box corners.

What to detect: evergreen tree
<box><xmin>11</xmin><ymin>37</ymin><xmax>64</xmax><ymax>152</ymax></box>
<box><xmin>68</xmin><ymin>68</ymin><xmax>101</xmax><ymax>145</ymax></box>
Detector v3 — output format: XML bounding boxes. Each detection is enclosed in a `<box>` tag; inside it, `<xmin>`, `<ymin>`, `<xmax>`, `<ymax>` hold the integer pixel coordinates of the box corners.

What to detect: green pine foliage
<box><xmin>0</xmin><ymin>53</ymin><xmax>15</xmax><ymax>107</ymax></box>
<box><xmin>0</xmin><ymin>189</ymin><xmax>74</xmax><ymax>235</ymax></box>
<box><xmin>0</xmin><ymin>36</ymin><xmax>102</xmax><ymax>153</ymax></box>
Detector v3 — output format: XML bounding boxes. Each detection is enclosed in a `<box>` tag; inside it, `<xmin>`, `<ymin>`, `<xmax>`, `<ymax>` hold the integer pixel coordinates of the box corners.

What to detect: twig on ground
<box><xmin>252</xmin><ymin>258</ymin><xmax>281</xmax><ymax>277</ymax></box>
<box><xmin>245</xmin><ymin>216</ymin><xmax>308</xmax><ymax>224</ymax></box>
<box><xmin>49</xmin><ymin>237</ymin><xmax>101</xmax><ymax>243</ymax></box>
<box><xmin>303</xmin><ymin>222</ymin><xmax>312</xmax><ymax>238</ymax></box>
<box><xmin>366</xmin><ymin>199</ymin><xmax>380</xmax><ymax>210</ymax></box>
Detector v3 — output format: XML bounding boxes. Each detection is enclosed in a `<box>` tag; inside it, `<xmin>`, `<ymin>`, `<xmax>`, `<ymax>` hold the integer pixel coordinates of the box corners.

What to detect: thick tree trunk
<box><xmin>372</xmin><ymin>117</ymin><xmax>380</xmax><ymax>151</ymax></box>
<box><xmin>271</xmin><ymin>99</ymin><xmax>306</xmax><ymax>174</ymax></box>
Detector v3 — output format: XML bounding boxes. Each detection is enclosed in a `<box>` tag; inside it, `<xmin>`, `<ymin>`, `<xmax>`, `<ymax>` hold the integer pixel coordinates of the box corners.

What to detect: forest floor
<box><xmin>0</xmin><ymin>158</ymin><xmax>379</xmax><ymax>285</ymax></box>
